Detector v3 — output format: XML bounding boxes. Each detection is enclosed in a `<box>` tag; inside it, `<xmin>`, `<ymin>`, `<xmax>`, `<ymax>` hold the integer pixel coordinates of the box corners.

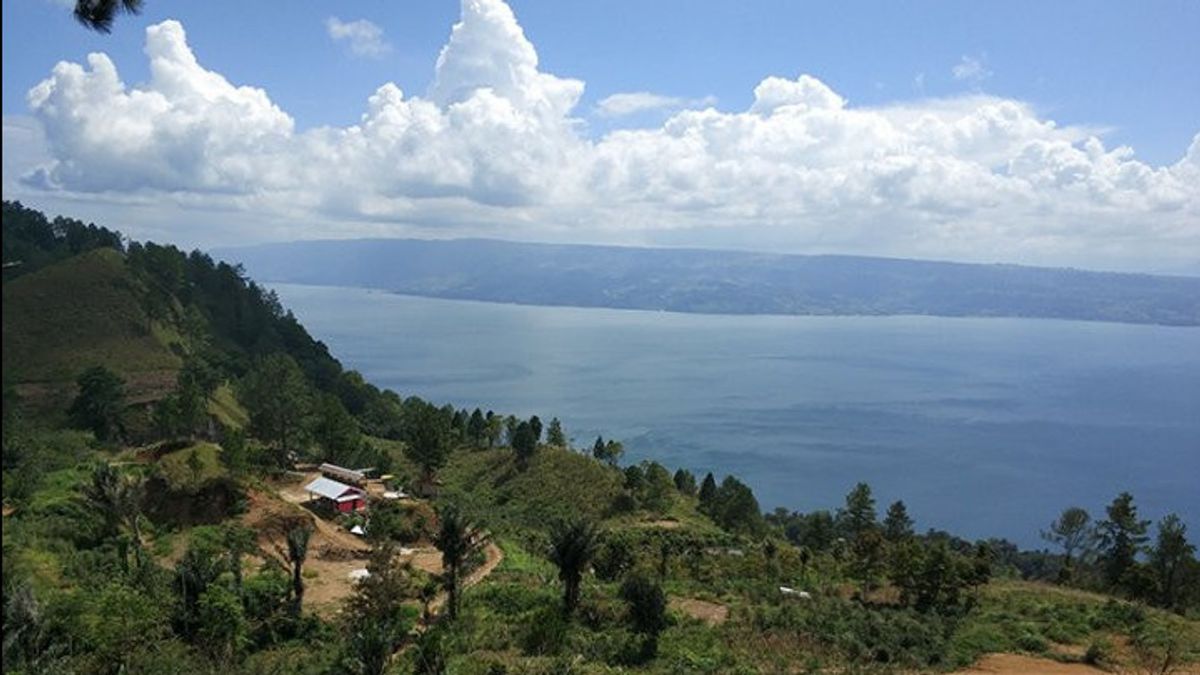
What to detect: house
<box><xmin>319</xmin><ymin>463</ymin><xmax>367</xmax><ymax>486</ymax></box>
<box><xmin>304</xmin><ymin>476</ymin><xmax>367</xmax><ymax>513</ymax></box>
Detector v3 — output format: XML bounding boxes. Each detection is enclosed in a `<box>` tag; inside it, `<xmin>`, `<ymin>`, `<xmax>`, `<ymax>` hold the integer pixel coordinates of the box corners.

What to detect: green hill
<box><xmin>2</xmin><ymin>248</ymin><xmax>184</xmax><ymax>414</ymax></box>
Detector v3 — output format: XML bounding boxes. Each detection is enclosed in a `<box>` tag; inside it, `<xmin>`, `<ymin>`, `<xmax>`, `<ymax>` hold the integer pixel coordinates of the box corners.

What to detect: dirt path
<box><xmin>425</xmin><ymin>542</ymin><xmax>504</xmax><ymax>616</ymax></box>
<box><xmin>951</xmin><ymin>654</ymin><xmax>1107</xmax><ymax>675</ymax></box>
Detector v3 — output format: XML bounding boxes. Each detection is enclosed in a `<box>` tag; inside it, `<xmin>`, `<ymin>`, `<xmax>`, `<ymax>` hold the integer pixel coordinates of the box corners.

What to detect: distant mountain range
<box><xmin>215</xmin><ymin>239</ymin><xmax>1200</xmax><ymax>326</ymax></box>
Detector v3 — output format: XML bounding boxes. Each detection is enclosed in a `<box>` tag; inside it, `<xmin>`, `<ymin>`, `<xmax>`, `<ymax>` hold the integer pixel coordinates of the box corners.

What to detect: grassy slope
<box><xmin>422</xmin><ymin>445</ymin><xmax>1200</xmax><ymax>673</ymax></box>
<box><xmin>207</xmin><ymin>383</ymin><xmax>249</xmax><ymax>430</ymax></box>
<box><xmin>438</xmin><ymin>445</ymin><xmax>624</xmax><ymax>535</ymax></box>
<box><xmin>2</xmin><ymin>249</ymin><xmax>183</xmax><ymax>410</ymax></box>
<box><xmin>158</xmin><ymin>442</ymin><xmax>227</xmax><ymax>491</ymax></box>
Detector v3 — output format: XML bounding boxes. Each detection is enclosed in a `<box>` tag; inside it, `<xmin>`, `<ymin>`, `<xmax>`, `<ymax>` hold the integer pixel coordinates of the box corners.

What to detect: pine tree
<box><xmin>698</xmin><ymin>472</ymin><xmax>718</xmax><ymax>511</ymax></box>
<box><xmin>841</xmin><ymin>482</ymin><xmax>877</xmax><ymax>541</ymax></box>
<box><xmin>883</xmin><ymin>500</ymin><xmax>915</xmax><ymax>542</ymax></box>
<box><xmin>546</xmin><ymin>417</ymin><xmax>566</xmax><ymax>447</ymax></box>
<box><xmin>1097</xmin><ymin>492</ymin><xmax>1150</xmax><ymax>591</ymax></box>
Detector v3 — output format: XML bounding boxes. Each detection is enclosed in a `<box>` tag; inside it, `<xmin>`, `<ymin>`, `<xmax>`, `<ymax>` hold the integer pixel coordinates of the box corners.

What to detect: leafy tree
<box><xmin>348</xmin><ymin>543</ymin><xmax>419</xmax><ymax>671</ymax></box>
<box><xmin>894</xmin><ymin>541</ymin><xmax>970</xmax><ymax>613</ymax></box>
<box><xmin>152</xmin><ymin>395</ymin><xmax>184</xmax><ymax>441</ymax></box>
<box><xmin>882</xmin><ymin>500</ymin><xmax>915</xmax><ymax>543</ymax></box>
<box><xmin>697</xmin><ymin>472</ymin><xmax>718</xmax><ymax>510</ymax></box>
<box><xmin>503</xmin><ymin>415</ymin><xmax>520</xmax><ymax>446</ymax></box>
<box><xmin>197</xmin><ymin>584</ymin><xmax>248</xmax><ymax>662</ymax></box>
<box><xmin>219</xmin><ymin>428</ymin><xmax>249</xmax><ymax>475</ymax></box>
<box><xmin>223</xmin><ymin>523</ymin><xmax>256</xmax><ymax>600</ymax></box>
<box><xmin>484</xmin><ymin>411</ymin><xmax>503</xmax><ymax>449</ymax></box>
<box><xmin>77</xmin><ymin>582</ymin><xmax>170</xmax><ymax>671</ymax></box>
<box><xmin>2</xmin><ymin>583</ymin><xmax>56</xmax><ymax>673</ymax></box>
<box><xmin>466</xmin><ymin>408</ymin><xmax>486</xmax><ymax>448</ymax></box>
<box><xmin>840</xmin><ymin>482</ymin><xmax>877</xmax><ymax>541</ymax></box>
<box><xmin>1042</xmin><ymin>506</ymin><xmax>1094</xmax><ymax>582</ymax></box>
<box><xmin>529</xmin><ymin>415</ymin><xmax>543</xmax><ymax>442</ymax></box>
<box><xmin>673</xmin><ymin>468</ymin><xmax>697</xmax><ymax>497</ymax></box>
<box><xmin>169</xmin><ymin>355</ymin><xmax>218</xmax><ymax>437</ymax></box>
<box><xmin>511</xmin><ymin>420</ymin><xmax>538</xmax><ymax>471</ymax></box>
<box><xmin>546</xmin><ymin>417</ymin><xmax>566</xmax><ymax>447</ymax></box>
<box><xmin>240</xmin><ymin>353</ymin><xmax>312</xmax><ymax>460</ymax></box>
<box><xmin>548</xmin><ymin>518</ymin><xmax>599</xmax><ymax>618</ymax></box>
<box><xmin>594</xmin><ymin>534</ymin><xmax>635</xmax><ymax>582</ymax></box>
<box><xmin>620</xmin><ymin>573</ymin><xmax>668</xmax><ymax>660</ymax></box>
<box><xmin>176</xmin><ymin>531</ymin><xmax>228</xmax><ymax>638</ymax></box>
<box><xmin>185</xmin><ymin>448</ymin><xmax>205</xmax><ymax>487</ymax></box>
<box><xmin>435</xmin><ymin>505</ymin><xmax>483</xmax><ymax>621</ymax></box>
<box><xmin>74</xmin><ymin>0</ymin><xmax>143</xmax><ymax>33</ymax></box>
<box><xmin>708</xmin><ymin>476</ymin><xmax>764</xmax><ymax>534</ymax></box>
<box><xmin>592</xmin><ymin>435</ymin><xmax>624</xmax><ymax>466</ymax></box>
<box><xmin>404</xmin><ymin>402</ymin><xmax>452</xmax><ymax>496</ymax></box>
<box><xmin>1096</xmin><ymin>492</ymin><xmax>1150</xmax><ymax>591</ymax></box>
<box><xmin>781</xmin><ymin>509</ymin><xmax>839</xmax><ymax>552</ymax></box>
<box><xmin>313</xmin><ymin>393</ymin><xmax>362</xmax><ymax>464</ymax></box>
<box><xmin>83</xmin><ymin>462</ymin><xmax>147</xmax><ymax>571</ymax></box>
<box><xmin>642</xmin><ymin>462</ymin><xmax>675</xmax><ymax>515</ymax></box>
<box><xmin>850</xmin><ymin>528</ymin><xmax>887</xmax><ymax>595</ymax></box>
<box><xmin>69</xmin><ymin>365</ymin><xmax>126</xmax><ymax>441</ymax></box>
<box><xmin>1149</xmin><ymin>514</ymin><xmax>1195</xmax><ymax>611</ymax></box>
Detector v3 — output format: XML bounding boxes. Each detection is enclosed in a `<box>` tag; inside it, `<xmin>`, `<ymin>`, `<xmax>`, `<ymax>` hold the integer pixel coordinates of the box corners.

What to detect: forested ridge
<box><xmin>220</xmin><ymin>237</ymin><xmax>1200</xmax><ymax>326</ymax></box>
<box><xmin>3</xmin><ymin>201</ymin><xmax>1199</xmax><ymax>674</ymax></box>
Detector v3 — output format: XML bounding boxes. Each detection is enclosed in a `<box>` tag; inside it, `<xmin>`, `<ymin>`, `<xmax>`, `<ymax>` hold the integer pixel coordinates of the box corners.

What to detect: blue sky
<box><xmin>2</xmin><ymin>0</ymin><xmax>1198</xmax><ymax>271</ymax></box>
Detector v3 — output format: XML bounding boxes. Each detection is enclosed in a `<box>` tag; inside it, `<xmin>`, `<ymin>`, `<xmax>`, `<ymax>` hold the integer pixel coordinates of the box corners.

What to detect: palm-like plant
<box><xmin>74</xmin><ymin>0</ymin><xmax>143</xmax><ymax>33</ymax></box>
<box><xmin>548</xmin><ymin>518</ymin><xmax>599</xmax><ymax>618</ymax></box>
<box><xmin>284</xmin><ymin>523</ymin><xmax>313</xmax><ymax>617</ymax></box>
<box><xmin>83</xmin><ymin>462</ymin><xmax>146</xmax><ymax>571</ymax></box>
<box><xmin>434</xmin><ymin>505</ymin><xmax>482</xmax><ymax>620</ymax></box>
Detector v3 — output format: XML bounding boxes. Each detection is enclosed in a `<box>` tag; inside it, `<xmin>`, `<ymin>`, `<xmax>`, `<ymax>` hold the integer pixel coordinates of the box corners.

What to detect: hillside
<box><xmin>2</xmin><ymin>248</ymin><xmax>183</xmax><ymax>412</ymax></box>
<box><xmin>3</xmin><ymin>203</ymin><xmax>1198</xmax><ymax>674</ymax></box>
<box><xmin>218</xmin><ymin>238</ymin><xmax>1200</xmax><ymax>326</ymax></box>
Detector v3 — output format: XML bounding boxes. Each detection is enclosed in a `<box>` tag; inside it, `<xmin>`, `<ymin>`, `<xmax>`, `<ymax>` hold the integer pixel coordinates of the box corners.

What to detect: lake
<box><xmin>271</xmin><ymin>283</ymin><xmax>1200</xmax><ymax>547</ymax></box>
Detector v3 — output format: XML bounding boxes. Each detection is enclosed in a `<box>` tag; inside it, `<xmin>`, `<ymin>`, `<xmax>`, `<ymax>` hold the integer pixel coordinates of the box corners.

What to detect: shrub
<box><xmin>1084</xmin><ymin>637</ymin><xmax>1112</xmax><ymax>666</ymax></box>
<box><xmin>1016</xmin><ymin>632</ymin><xmax>1048</xmax><ymax>653</ymax></box>
<box><xmin>522</xmin><ymin>605</ymin><xmax>569</xmax><ymax>656</ymax></box>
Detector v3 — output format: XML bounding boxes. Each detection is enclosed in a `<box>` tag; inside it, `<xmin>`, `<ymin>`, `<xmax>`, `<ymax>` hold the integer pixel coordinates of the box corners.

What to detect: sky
<box><xmin>2</xmin><ymin>0</ymin><xmax>1198</xmax><ymax>273</ymax></box>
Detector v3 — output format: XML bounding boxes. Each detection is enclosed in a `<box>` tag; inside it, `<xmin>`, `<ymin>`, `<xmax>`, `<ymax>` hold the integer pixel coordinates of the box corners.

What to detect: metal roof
<box><xmin>304</xmin><ymin>476</ymin><xmax>363</xmax><ymax>501</ymax></box>
<box><xmin>319</xmin><ymin>463</ymin><xmax>365</xmax><ymax>481</ymax></box>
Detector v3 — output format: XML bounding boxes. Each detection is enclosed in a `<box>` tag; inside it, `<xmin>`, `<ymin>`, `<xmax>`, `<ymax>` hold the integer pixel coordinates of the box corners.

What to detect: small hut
<box><xmin>304</xmin><ymin>476</ymin><xmax>367</xmax><ymax>513</ymax></box>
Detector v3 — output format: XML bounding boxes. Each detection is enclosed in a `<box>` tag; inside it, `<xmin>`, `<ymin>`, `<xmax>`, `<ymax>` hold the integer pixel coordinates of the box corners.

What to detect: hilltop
<box><xmin>219</xmin><ymin>238</ymin><xmax>1200</xmax><ymax>326</ymax></box>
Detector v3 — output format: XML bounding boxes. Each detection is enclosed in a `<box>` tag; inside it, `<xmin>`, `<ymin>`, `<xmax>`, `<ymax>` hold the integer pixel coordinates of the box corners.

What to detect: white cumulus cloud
<box><xmin>326</xmin><ymin>17</ymin><xmax>392</xmax><ymax>58</ymax></box>
<box><xmin>14</xmin><ymin>0</ymin><xmax>1200</xmax><ymax>270</ymax></box>
<box><xmin>595</xmin><ymin>92</ymin><xmax>716</xmax><ymax>118</ymax></box>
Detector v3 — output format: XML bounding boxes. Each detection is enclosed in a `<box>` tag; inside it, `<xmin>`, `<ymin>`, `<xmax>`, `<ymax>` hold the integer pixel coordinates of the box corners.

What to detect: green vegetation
<box><xmin>3</xmin><ymin>202</ymin><xmax>1198</xmax><ymax>674</ymax></box>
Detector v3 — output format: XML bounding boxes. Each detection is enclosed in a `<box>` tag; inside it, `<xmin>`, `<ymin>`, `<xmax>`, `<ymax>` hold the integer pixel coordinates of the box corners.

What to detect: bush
<box><xmin>522</xmin><ymin>605</ymin><xmax>569</xmax><ymax>656</ymax></box>
<box><xmin>1084</xmin><ymin>637</ymin><xmax>1112</xmax><ymax>666</ymax></box>
<box><xmin>1016</xmin><ymin>632</ymin><xmax>1048</xmax><ymax>653</ymax></box>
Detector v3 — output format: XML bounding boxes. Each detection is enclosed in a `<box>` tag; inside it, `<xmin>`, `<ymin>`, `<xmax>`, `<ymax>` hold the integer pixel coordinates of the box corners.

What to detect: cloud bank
<box><xmin>17</xmin><ymin>0</ymin><xmax>1200</xmax><ymax>268</ymax></box>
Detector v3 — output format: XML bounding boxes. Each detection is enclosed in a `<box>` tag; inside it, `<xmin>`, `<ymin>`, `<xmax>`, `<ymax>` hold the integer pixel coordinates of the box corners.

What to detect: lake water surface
<box><xmin>272</xmin><ymin>283</ymin><xmax>1200</xmax><ymax>547</ymax></box>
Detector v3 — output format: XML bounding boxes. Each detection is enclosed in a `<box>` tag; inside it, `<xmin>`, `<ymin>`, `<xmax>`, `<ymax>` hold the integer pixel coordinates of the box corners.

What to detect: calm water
<box><xmin>272</xmin><ymin>283</ymin><xmax>1200</xmax><ymax>547</ymax></box>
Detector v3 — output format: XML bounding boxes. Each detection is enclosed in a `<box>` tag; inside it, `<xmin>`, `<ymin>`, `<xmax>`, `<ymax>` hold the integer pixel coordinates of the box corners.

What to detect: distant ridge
<box><xmin>216</xmin><ymin>238</ymin><xmax>1200</xmax><ymax>326</ymax></box>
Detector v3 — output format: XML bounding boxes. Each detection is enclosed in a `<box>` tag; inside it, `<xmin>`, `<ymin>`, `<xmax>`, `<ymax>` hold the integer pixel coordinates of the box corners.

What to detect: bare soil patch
<box><xmin>951</xmin><ymin>654</ymin><xmax>1107</xmax><ymax>675</ymax></box>
<box><xmin>670</xmin><ymin>597</ymin><xmax>729</xmax><ymax>625</ymax></box>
